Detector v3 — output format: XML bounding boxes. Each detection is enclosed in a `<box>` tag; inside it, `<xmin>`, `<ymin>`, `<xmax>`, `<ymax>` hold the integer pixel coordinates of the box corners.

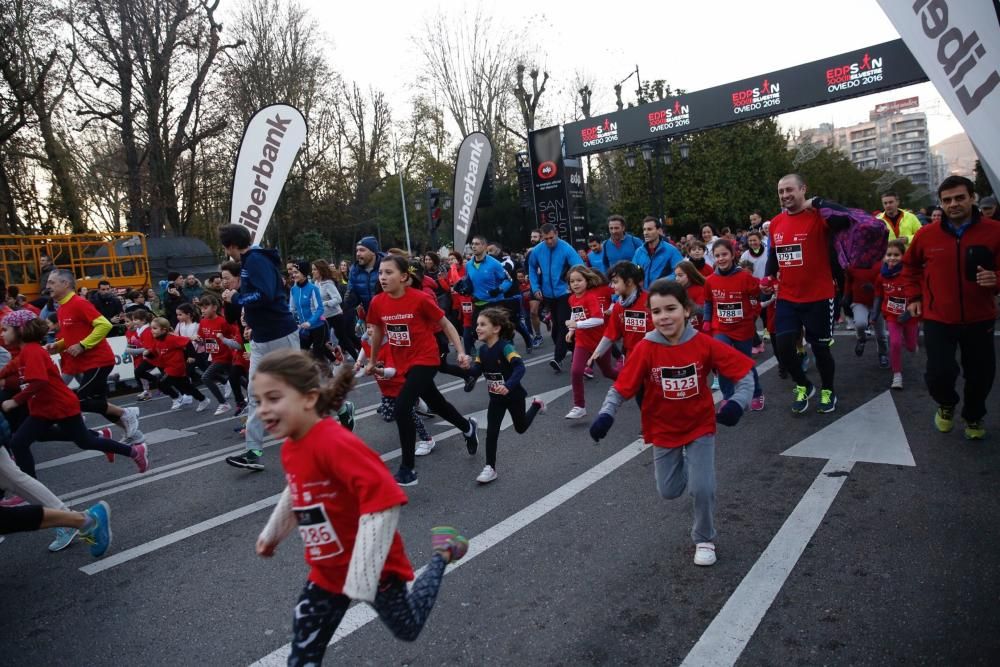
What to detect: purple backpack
<box><xmin>819</xmin><ymin>205</ymin><xmax>888</xmax><ymax>270</ymax></box>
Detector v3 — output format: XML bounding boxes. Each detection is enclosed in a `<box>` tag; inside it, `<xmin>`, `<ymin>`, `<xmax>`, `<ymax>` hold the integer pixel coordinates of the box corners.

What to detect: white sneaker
<box><xmin>181</xmin><ymin>395</ymin><xmax>193</xmax><ymax>405</ymax></box>
<box><xmin>170</xmin><ymin>398</ymin><xmax>184</xmax><ymax>411</ymax></box>
<box><xmin>416</xmin><ymin>398</ymin><xmax>430</xmax><ymax>413</ymax></box>
<box><xmin>415</xmin><ymin>439</ymin><xmax>436</xmax><ymax>456</ymax></box>
<box><xmin>891</xmin><ymin>373</ymin><xmax>903</xmax><ymax>390</ymax></box>
<box><xmin>196</xmin><ymin>399</ymin><xmax>211</xmax><ymax>413</ymax></box>
<box><xmin>564</xmin><ymin>406</ymin><xmax>587</xmax><ymax>419</ymax></box>
<box><xmin>120</xmin><ymin>406</ymin><xmax>141</xmax><ymax>439</ymax></box>
<box><xmin>223</xmin><ymin>384</ymin><xmax>233</xmax><ymax>399</ymax></box>
<box><xmin>531</xmin><ymin>396</ymin><xmax>546</xmax><ymax>415</ymax></box>
<box><xmin>694</xmin><ymin>542</ymin><xmax>717</xmax><ymax>566</ymax></box>
<box><xmin>476</xmin><ymin>465</ymin><xmax>497</xmax><ymax>484</ymax></box>
<box><xmin>214</xmin><ymin>402</ymin><xmax>231</xmax><ymax>416</ymax></box>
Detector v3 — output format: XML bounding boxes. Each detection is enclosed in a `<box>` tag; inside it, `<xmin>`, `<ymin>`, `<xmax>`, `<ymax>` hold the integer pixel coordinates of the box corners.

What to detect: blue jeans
<box><xmin>713</xmin><ymin>333</ymin><xmax>761</xmax><ymax>399</ymax></box>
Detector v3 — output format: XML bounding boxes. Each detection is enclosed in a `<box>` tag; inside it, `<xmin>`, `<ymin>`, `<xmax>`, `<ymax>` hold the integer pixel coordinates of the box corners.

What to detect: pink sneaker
<box><xmin>751</xmin><ymin>344</ymin><xmax>765</xmax><ymax>355</ymax></box>
<box><xmin>751</xmin><ymin>395</ymin><xmax>765</xmax><ymax>411</ymax></box>
<box><xmin>131</xmin><ymin>443</ymin><xmax>150</xmax><ymax>473</ymax></box>
<box><xmin>0</xmin><ymin>495</ymin><xmax>26</xmax><ymax>508</ymax></box>
<box><xmin>430</xmin><ymin>526</ymin><xmax>469</xmax><ymax>563</ymax></box>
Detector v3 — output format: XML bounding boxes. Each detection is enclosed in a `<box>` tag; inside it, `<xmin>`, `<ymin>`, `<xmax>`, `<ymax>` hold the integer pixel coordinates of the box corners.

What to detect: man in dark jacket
<box><xmin>345</xmin><ymin>236</ymin><xmax>383</xmax><ymax>316</ymax></box>
<box><xmin>161</xmin><ymin>272</ymin><xmax>188</xmax><ymax>326</ymax></box>
<box><xmin>903</xmin><ymin>175</ymin><xmax>1000</xmax><ymax>440</ymax></box>
<box><xmin>218</xmin><ymin>223</ymin><xmax>299</xmax><ymax>471</ymax></box>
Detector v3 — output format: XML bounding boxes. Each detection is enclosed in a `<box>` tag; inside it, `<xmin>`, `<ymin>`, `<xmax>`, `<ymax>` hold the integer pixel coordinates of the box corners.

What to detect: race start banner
<box><xmin>564</xmin><ymin>39</ymin><xmax>928</xmax><ymax>157</ymax></box>
<box><xmin>876</xmin><ymin>1</ymin><xmax>1000</xmax><ymax>188</ymax></box>
<box><xmin>229</xmin><ymin>104</ymin><xmax>307</xmax><ymax>244</ymax></box>
<box><xmin>453</xmin><ymin>132</ymin><xmax>493</xmax><ymax>251</ymax></box>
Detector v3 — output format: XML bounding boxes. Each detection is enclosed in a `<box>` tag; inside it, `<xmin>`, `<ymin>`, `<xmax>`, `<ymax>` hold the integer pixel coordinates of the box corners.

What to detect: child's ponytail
<box><xmin>255</xmin><ymin>349</ymin><xmax>355</xmax><ymax>417</ymax></box>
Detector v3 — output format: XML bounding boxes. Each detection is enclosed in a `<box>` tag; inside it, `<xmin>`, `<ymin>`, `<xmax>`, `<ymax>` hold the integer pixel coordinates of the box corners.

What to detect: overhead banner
<box><xmin>453</xmin><ymin>132</ymin><xmax>493</xmax><ymax>251</ymax></box>
<box><xmin>564</xmin><ymin>39</ymin><xmax>928</xmax><ymax>157</ymax></box>
<box><xmin>229</xmin><ymin>104</ymin><xmax>307</xmax><ymax>244</ymax></box>
<box><xmin>875</xmin><ymin>0</ymin><xmax>1000</xmax><ymax>186</ymax></box>
<box><xmin>528</xmin><ymin>125</ymin><xmax>572</xmax><ymax>240</ymax></box>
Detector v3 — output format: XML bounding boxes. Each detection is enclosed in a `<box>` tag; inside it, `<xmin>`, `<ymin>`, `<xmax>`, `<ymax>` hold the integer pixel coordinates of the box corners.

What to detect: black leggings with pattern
<box><xmin>287</xmin><ymin>553</ymin><xmax>447</xmax><ymax>666</ymax></box>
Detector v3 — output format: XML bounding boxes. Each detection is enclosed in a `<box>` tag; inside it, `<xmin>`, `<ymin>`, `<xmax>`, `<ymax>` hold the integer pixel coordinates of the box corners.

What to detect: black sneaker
<box><xmin>878</xmin><ymin>353</ymin><xmax>889</xmax><ymax>369</ymax></box>
<box><xmin>225</xmin><ymin>450</ymin><xmax>264</xmax><ymax>471</ymax></box>
<box><xmin>395</xmin><ymin>466</ymin><xmax>418</xmax><ymax>487</ymax></box>
<box><xmin>463</xmin><ymin>376</ymin><xmax>478</xmax><ymax>393</ymax></box>
<box><xmin>549</xmin><ymin>359</ymin><xmax>562</xmax><ymax>373</ymax></box>
<box><xmin>338</xmin><ymin>401</ymin><xmax>356</xmax><ymax>431</ymax></box>
<box><xmin>854</xmin><ymin>338</ymin><xmax>866</xmax><ymax>357</ymax></box>
<box><xmin>465</xmin><ymin>417</ymin><xmax>479</xmax><ymax>455</ymax></box>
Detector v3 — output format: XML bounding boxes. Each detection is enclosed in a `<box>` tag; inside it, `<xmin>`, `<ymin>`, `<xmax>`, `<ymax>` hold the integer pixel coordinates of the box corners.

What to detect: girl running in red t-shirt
<box><xmin>146</xmin><ymin>317</ymin><xmax>208</xmax><ymax>411</ymax></box>
<box><xmin>874</xmin><ymin>239</ymin><xmax>919</xmax><ymax>390</ymax></box>
<box><xmin>673</xmin><ymin>260</ymin><xmax>707</xmax><ymax>331</ymax></box>
<box><xmin>254</xmin><ymin>350</ymin><xmax>468</xmax><ymax>665</ymax></box>
<box><xmin>565</xmin><ymin>266</ymin><xmax>617</xmax><ymax>419</ymax></box>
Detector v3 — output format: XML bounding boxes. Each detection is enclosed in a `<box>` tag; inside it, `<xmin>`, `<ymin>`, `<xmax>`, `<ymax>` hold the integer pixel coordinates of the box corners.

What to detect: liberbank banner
<box><xmin>453</xmin><ymin>132</ymin><xmax>493</xmax><ymax>252</ymax></box>
<box><xmin>564</xmin><ymin>40</ymin><xmax>927</xmax><ymax>157</ymax></box>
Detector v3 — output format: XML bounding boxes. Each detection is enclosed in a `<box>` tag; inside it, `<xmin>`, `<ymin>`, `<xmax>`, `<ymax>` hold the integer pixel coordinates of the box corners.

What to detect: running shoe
<box><xmin>583</xmin><ymin>367</ymin><xmax>595</xmax><ymax>380</ymax></box>
<box><xmin>136</xmin><ymin>391</ymin><xmax>152</xmax><ymax>402</ymax></box>
<box><xmin>463</xmin><ymin>375</ymin><xmax>478</xmax><ymax>392</ymax></box>
<box><xmin>430</xmin><ymin>526</ymin><xmax>469</xmax><ymax>562</ymax></box>
<box><xmin>751</xmin><ymin>344</ymin><xmax>765</xmax><ymax>355</ymax></box>
<box><xmin>964</xmin><ymin>421</ymin><xmax>986</xmax><ymax>440</ymax></box>
<box><xmin>750</xmin><ymin>395</ymin><xmax>766</xmax><ymax>411</ymax></box>
<box><xmin>464</xmin><ymin>417</ymin><xmax>479</xmax><ymax>455</ymax></box>
<box><xmin>48</xmin><ymin>527</ymin><xmax>78</xmax><ymax>552</ymax></box>
<box><xmin>181</xmin><ymin>395</ymin><xmax>193</xmax><ymax>406</ymax></box>
<box><xmin>854</xmin><ymin>338</ymin><xmax>866</xmax><ymax>356</ymax></box>
<box><xmin>532</xmin><ymin>334</ymin><xmax>543</xmax><ymax>348</ymax></box>
<box><xmin>548</xmin><ymin>359</ymin><xmax>562</xmax><ymax>373</ymax></box>
<box><xmin>878</xmin><ymin>353</ymin><xmax>890</xmax><ymax>369</ymax></box>
<box><xmin>531</xmin><ymin>396</ymin><xmax>546</xmax><ymax>415</ymax></box>
<box><xmin>223</xmin><ymin>383</ymin><xmax>233</xmax><ymax>400</ymax></box>
<box><xmin>694</xmin><ymin>542</ymin><xmax>717</xmax><ymax>566</ymax></box>
<box><xmin>122</xmin><ymin>430</ymin><xmax>145</xmax><ymax>446</ymax></box>
<box><xmin>213</xmin><ymin>403</ymin><xmax>231</xmax><ymax>416</ymax></box>
<box><xmin>394</xmin><ymin>466</ymin><xmax>418</xmax><ymax>487</ymax></box>
<box><xmin>170</xmin><ymin>398</ymin><xmax>184</xmax><ymax>411</ymax></box>
<box><xmin>565</xmin><ymin>406</ymin><xmax>587</xmax><ymax>419</ymax></box>
<box><xmin>476</xmin><ymin>465</ymin><xmax>497</xmax><ymax>484</ymax></box>
<box><xmin>792</xmin><ymin>383</ymin><xmax>815</xmax><ymax>414</ymax></box>
<box><xmin>195</xmin><ymin>398</ymin><xmax>212</xmax><ymax>413</ymax></box>
<box><xmin>711</xmin><ymin>375</ymin><xmax>720</xmax><ymax>391</ymax></box>
<box><xmin>121</xmin><ymin>406</ymin><xmax>141</xmax><ymax>439</ymax></box>
<box><xmin>131</xmin><ymin>443</ymin><xmax>150</xmax><ymax>473</ymax></box>
<box><xmin>225</xmin><ymin>450</ymin><xmax>264</xmax><ymax>471</ymax></box>
<box><xmin>415</xmin><ymin>439</ymin><xmax>436</xmax><ymax>456</ymax></box>
<box><xmin>0</xmin><ymin>495</ymin><xmax>26</xmax><ymax>508</ymax></box>
<box><xmin>934</xmin><ymin>406</ymin><xmax>955</xmax><ymax>433</ymax></box>
<box><xmin>338</xmin><ymin>401</ymin><xmax>355</xmax><ymax>431</ymax></box>
<box><xmin>234</xmin><ymin>402</ymin><xmax>248</xmax><ymax>418</ymax></box>
<box><xmin>80</xmin><ymin>501</ymin><xmax>112</xmax><ymax>558</ymax></box>
<box><xmin>891</xmin><ymin>373</ymin><xmax>903</xmax><ymax>390</ymax></box>
<box><xmin>96</xmin><ymin>427</ymin><xmax>115</xmax><ymax>462</ymax></box>
<box><xmin>817</xmin><ymin>389</ymin><xmax>837</xmax><ymax>414</ymax></box>
<box><xmin>414</xmin><ymin>398</ymin><xmax>434</xmax><ymax>418</ymax></box>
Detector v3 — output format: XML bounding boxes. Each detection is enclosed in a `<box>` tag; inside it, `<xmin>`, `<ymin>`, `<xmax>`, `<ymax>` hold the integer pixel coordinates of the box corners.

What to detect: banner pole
<box><xmin>399</xmin><ymin>172</ymin><xmax>412</xmax><ymax>255</ymax></box>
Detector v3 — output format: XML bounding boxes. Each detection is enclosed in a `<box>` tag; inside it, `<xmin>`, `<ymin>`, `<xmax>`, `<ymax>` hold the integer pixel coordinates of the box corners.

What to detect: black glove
<box><xmin>589</xmin><ymin>413</ymin><xmax>614</xmax><ymax>441</ymax></box>
<box><xmin>716</xmin><ymin>400</ymin><xmax>743</xmax><ymax>426</ymax></box>
<box><xmin>488</xmin><ymin>287</ymin><xmax>501</xmax><ymax>297</ymax></box>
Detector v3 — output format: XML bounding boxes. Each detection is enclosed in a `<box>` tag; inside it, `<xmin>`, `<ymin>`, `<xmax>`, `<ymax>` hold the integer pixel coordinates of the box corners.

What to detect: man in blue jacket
<box><xmin>633</xmin><ymin>216</ymin><xmax>683</xmax><ymax>289</ymax></box>
<box><xmin>218</xmin><ymin>223</ymin><xmax>299</xmax><ymax>471</ymax></box>
<box><xmin>345</xmin><ymin>236</ymin><xmax>384</xmax><ymax>315</ymax></box>
<box><xmin>602</xmin><ymin>214</ymin><xmax>643</xmax><ymax>272</ymax></box>
<box><xmin>466</xmin><ymin>235</ymin><xmax>512</xmax><ymax>347</ymax></box>
<box><xmin>527</xmin><ymin>223</ymin><xmax>583</xmax><ymax>372</ymax></box>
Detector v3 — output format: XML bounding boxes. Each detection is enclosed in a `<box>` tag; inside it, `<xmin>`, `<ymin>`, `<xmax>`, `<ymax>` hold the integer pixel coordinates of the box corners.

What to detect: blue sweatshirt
<box><xmin>527</xmin><ymin>238</ymin><xmax>583</xmax><ymax>299</ymax></box>
<box><xmin>633</xmin><ymin>239</ymin><xmax>683</xmax><ymax>289</ymax></box>
<box><xmin>290</xmin><ymin>281</ymin><xmax>325</xmax><ymax>330</ymax></box>
<box><xmin>601</xmin><ymin>234</ymin><xmax>643</xmax><ymax>271</ymax></box>
<box><xmin>235</xmin><ymin>247</ymin><xmax>297</xmax><ymax>343</ymax></box>
<box><xmin>466</xmin><ymin>254</ymin><xmax>512</xmax><ymax>305</ymax></box>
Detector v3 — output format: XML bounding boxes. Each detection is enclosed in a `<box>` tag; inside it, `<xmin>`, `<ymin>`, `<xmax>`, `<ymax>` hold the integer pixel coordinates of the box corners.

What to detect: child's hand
<box><xmin>716</xmin><ymin>400</ymin><xmax>744</xmax><ymax>426</ymax></box>
<box><xmin>256</xmin><ymin>535</ymin><xmax>277</xmax><ymax>558</ymax></box>
<box><xmin>586</xmin><ymin>352</ymin><xmax>598</xmax><ymax>366</ymax></box>
<box><xmin>565</xmin><ymin>331</ymin><xmax>574</xmax><ymax>344</ymax></box>
<box><xmin>565</xmin><ymin>319</ymin><xmax>577</xmax><ymax>329</ymax></box>
<box><xmin>493</xmin><ymin>385</ymin><xmax>509</xmax><ymax>396</ymax></box>
<box><xmin>1</xmin><ymin>399</ymin><xmax>17</xmax><ymax>412</ymax></box>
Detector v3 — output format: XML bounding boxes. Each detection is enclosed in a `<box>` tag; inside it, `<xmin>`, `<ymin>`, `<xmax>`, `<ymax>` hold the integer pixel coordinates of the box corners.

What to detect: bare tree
<box><xmin>336</xmin><ymin>82</ymin><xmax>392</xmax><ymax>223</ymax></box>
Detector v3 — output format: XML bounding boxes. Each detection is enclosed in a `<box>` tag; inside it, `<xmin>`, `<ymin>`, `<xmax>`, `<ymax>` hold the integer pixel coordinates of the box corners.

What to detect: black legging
<box><xmin>201</xmin><ymin>362</ymin><xmax>244</xmax><ymax>404</ymax></box>
<box><xmin>485</xmin><ymin>386</ymin><xmax>540</xmax><ymax>467</ymax></box>
<box><xmin>300</xmin><ymin>323</ymin><xmax>337</xmax><ymax>363</ymax></box>
<box><xmin>0</xmin><ymin>505</ymin><xmax>45</xmax><ymax>535</ymax></box>
<box><xmin>775</xmin><ymin>332</ymin><xmax>835</xmax><ymax>390</ymax></box>
<box><xmin>160</xmin><ymin>375</ymin><xmax>205</xmax><ymax>401</ymax></box>
<box><xmin>11</xmin><ymin>414</ymin><xmax>132</xmax><ymax>478</ymax></box>
<box><xmin>76</xmin><ymin>365</ymin><xmax>113</xmax><ymax>418</ymax></box>
<box><xmin>542</xmin><ymin>294</ymin><xmax>571</xmax><ymax>362</ymax></box>
<box><xmin>395</xmin><ymin>365</ymin><xmax>471</xmax><ymax>470</ymax></box>
<box><xmin>327</xmin><ymin>313</ymin><xmax>361</xmax><ymax>360</ymax></box>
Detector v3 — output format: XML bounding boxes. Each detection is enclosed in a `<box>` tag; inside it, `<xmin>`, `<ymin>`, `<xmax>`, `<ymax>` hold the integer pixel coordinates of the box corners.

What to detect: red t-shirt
<box><xmin>844</xmin><ymin>266</ymin><xmax>880</xmax><ymax>308</ymax></box>
<box><xmin>56</xmin><ymin>294</ymin><xmax>117</xmax><ymax>374</ymax></box>
<box><xmin>10</xmin><ymin>342</ymin><xmax>81</xmax><ymax>420</ymax></box>
<box><xmin>603</xmin><ymin>291</ymin><xmax>652</xmax><ymax>355</ymax></box>
<box><xmin>281</xmin><ymin>418</ymin><xmax>413</xmax><ymax>594</ymax></box>
<box><xmin>367</xmin><ymin>288</ymin><xmax>444</xmax><ymax>373</ymax></box>
<box><xmin>769</xmin><ymin>208</ymin><xmax>836</xmax><ymax>302</ymax></box>
<box><xmin>613</xmin><ymin>332</ymin><xmax>755</xmax><ymax>447</ymax></box>
<box><xmin>146</xmin><ymin>332</ymin><xmax>190</xmax><ymax>377</ymax></box>
<box><xmin>875</xmin><ymin>270</ymin><xmax>912</xmax><ymax>322</ymax></box>
<box><xmin>569</xmin><ymin>290</ymin><xmax>605</xmax><ymax>351</ymax></box>
<box><xmin>687</xmin><ymin>284</ymin><xmax>706</xmax><ymax>330</ymax></box>
<box><xmin>704</xmin><ymin>269</ymin><xmax>761</xmax><ymax>340</ymax></box>
<box><xmin>199</xmin><ymin>316</ymin><xmax>238</xmax><ymax>364</ymax></box>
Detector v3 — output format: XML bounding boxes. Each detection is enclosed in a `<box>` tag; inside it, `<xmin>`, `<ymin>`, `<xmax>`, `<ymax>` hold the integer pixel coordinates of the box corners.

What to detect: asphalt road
<box><xmin>2</xmin><ymin>330</ymin><xmax>999</xmax><ymax>666</ymax></box>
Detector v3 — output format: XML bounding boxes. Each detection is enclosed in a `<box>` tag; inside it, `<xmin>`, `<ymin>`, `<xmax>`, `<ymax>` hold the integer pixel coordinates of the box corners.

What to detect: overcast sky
<box><xmin>291</xmin><ymin>0</ymin><xmax>965</xmax><ymax>145</ymax></box>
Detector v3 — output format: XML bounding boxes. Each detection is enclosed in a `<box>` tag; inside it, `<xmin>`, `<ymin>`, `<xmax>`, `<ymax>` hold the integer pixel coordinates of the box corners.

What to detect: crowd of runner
<box><xmin>1</xmin><ymin>173</ymin><xmax>997</xmax><ymax>665</ymax></box>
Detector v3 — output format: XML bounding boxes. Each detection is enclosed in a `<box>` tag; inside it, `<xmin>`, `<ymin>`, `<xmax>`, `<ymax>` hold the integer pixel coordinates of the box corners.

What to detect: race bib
<box><xmin>461</xmin><ymin>301</ymin><xmax>473</xmax><ymax>314</ymax></box>
<box><xmin>204</xmin><ymin>339</ymin><xmax>220</xmax><ymax>354</ymax></box>
<box><xmin>887</xmin><ymin>296</ymin><xmax>906</xmax><ymax>315</ymax></box>
<box><xmin>294</xmin><ymin>503</ymin><xmax>344</xmax><ymax>561</ymax></box>
<box><xmin>716</xmin><ymin>301</ymin><xmax>744</xmax><ymax>323</ymax></box>
<box><xmin>776</xmin><ymin>244</ymin><xmax>804</xmax><ymax>267</ymax></box>
<box><xmin>659</xmin><ymin>364</ymin><xmax>699</xmax><ymax>400</ymax></box>
<box><xmin>571</xmin><ymin>306</ymin><xmax>586</xmax><ymax>321</ymax></box>
<box><xmin>485</xmin><ymin>372</ymin><xmax>505</xmax><ymax>394</ymax></box>
<box><xmin>386</xmin><ymin>323</ymin><xmax>411</xmax><ymax>347</ymax></box>
<box><xmin>624</xmin><ymin>309</ymin><xmax>647</xmax><ymax>333</ymax></box>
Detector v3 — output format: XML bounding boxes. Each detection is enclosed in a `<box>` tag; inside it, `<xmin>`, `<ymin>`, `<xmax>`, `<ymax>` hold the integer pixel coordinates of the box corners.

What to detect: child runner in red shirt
<box><xmin>843</xmin><ymin>262</ymin><xmax>888</xmax><ymax>366</ymax></box>
<box><xmin>703</xmin><ymin>239</ymin><xmax>765</xmax><ymax>410</ymax></box>
<box><xmin>875</xmin><ymin>239</ymin><xmax>919</xmax><ymax>390</ymax></box>
<box><xmin>146</xmin><ymin>317</ymin><xmax>208</xmax><ymax>411</ymax></box>
<box><xmin>589</xmin><ymin>280</ymin><xmax>754</xmax><ymax>567</ymax></box>
<box><xmin>254</xmin><ymin>350</ymin><xmax>468</xmax><ymax>666</ymax></box>
<box><xmin>197</xmin><ymin>294</ymin><xmax>242</xmax><ymax>415</ymax></box>
<box><xmin>564</xmin><ymin>266</ymin><xmax>617</xmax><ymax>419</ymax></box>
<box><xmin>673</xmin><ymin>261</ymin><xmax>707</xmax><ymax>331</ymax></box>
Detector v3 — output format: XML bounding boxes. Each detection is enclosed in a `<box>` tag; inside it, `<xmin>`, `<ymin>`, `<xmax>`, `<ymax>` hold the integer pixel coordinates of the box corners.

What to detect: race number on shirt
<box><xmin>293</xmin><ymin>503</ymin><xmax>344</xmax><ymax>561</ymax></box>
<box><xmin>461</xmin><ymin>302</ymin><xmax>473</xmax><ymax>314</ymax></box>
<box><xmin>659</xmin><ymin>364</ymin><xmax>699</xmax><ymax>400</ymax></box>
<box><xmin>887</xmin><ymin>296</ymin><xmax>907</xmax><ymax>315</ymax></box>
<box><xmin>624</xmin><ymin>309</ymin><xmax>647</xmax><ymax>332</ymax></box>
<box><xmin>485</xmin><ymin>372</ymin><xmax>505</xmax><ymax>394</ymax></box>
<box><xmin>386</xmin><ymin>323</ymin><xmax>411</xmax><ymax>347</ymax></box>
<box><xmin>571</xmin><ymin>306</ymin><xmax>586</xmax><ymax>321</ymax></box>
<box><xmin>204</xmin><ymin>339</ymin><xmax>220</xmax><ymax>354</ymax></box>
<box><xmin>716</xmin><ymin>301</ymin><xmax>744</xmax><ymax>323</ymax></box>
<box><xmin>776</xmin><ymin>244</ymin><xmax>804</xmax><ymax>267</ymax></box>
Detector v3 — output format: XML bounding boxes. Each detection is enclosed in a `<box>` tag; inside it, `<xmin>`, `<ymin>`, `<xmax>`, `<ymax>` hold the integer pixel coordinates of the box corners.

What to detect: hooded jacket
<box><xmin>632</xmin><ymin>238</ymin><xmax>683</xmax><ymax>289</ymax></box>
<box><xmin>234</xmin><ymin>247</ymin><xmax>297</xmax><ymax>342</ymax></box>
<box><xmin>346</xmin><ymin>256</ymin><xmax>383</xmax><ymax>312</ymax></box>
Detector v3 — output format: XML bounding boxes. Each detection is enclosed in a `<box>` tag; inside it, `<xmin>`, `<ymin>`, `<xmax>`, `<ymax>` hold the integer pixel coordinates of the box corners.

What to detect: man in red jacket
<box><xmin>903</xmin><ymin>175</ymin><xmax>1000</xmax><ymax>439</ymax></box>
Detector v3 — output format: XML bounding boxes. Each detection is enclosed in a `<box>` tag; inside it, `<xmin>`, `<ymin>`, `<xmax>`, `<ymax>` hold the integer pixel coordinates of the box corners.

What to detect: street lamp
<box><xmin>624</xmin><ymin>149</ymin><xmax>637</xmax><ymax>169</ymax></box>
<box><xmin>679</xmin><ymin>140</ymin><xmax>691</xmax><ymax>161</ymax></box>
<box><xmin>641</xmin><ymin>143</ymin><xmax>663</xmax><ymax>223</ymax></box>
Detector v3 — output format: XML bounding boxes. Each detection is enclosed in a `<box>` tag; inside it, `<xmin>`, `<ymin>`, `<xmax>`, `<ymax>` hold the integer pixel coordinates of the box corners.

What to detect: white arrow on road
<box><xmin>681</xmin><ymin>391</ymin><xmax>914</xmax><ymax>667</ymax></box>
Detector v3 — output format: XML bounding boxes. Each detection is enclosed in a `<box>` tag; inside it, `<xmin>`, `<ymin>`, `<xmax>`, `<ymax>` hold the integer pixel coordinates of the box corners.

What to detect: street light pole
<box><xmin>398</xmin><ymin>172</ymin><xmax>412</xmax><ymax>255</ymax></box>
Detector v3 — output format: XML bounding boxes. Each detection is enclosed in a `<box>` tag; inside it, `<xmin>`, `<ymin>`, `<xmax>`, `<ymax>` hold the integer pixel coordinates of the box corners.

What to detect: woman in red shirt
<box><xmin>254</xmin><ymin>350</ymin><xmax>468</xmax><ymax>665</ymax></box>
<box><xmin>365</xmin><ymin>255</ymin><xmax>477</xmax><ymax>486</ymax></box>
<box><xmin>0</xmin><ymin>310</ymin><xmax>148</xmax><ymax>480</ymax></box>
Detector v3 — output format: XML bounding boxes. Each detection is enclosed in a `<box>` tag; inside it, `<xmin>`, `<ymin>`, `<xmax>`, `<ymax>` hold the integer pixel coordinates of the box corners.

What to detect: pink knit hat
<box><xmin>2</xmin><ymin>309</ymin><xmax>38</xmax><ymax>328</ymax></box>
